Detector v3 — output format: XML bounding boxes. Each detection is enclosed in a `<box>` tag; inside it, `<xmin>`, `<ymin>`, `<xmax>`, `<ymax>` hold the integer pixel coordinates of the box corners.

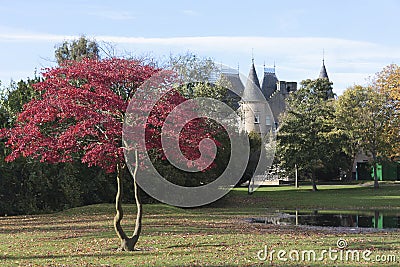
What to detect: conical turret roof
<box><xmin>242</xmin><ymin>61</ymin><xmax>265</xmax><ymax>102</ymax></box>
<box><xmin>319</xmin><ymin>59</ymin><xmax>329</xmax><ymax>80</ymax></box>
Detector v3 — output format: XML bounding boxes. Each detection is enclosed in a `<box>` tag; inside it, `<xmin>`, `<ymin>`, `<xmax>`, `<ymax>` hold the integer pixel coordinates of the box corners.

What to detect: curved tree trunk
<box><xmin>114</xmin><ymin>149</ymin><xmax>142</xmax><ymax>251</ymax></box>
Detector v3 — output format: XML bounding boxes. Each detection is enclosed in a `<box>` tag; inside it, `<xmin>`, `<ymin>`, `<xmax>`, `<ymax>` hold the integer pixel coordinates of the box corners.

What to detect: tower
<box><xmin>240</xmin><ymin>60</ymin><xmax>272</xmax><ymax>134</ymax></box>
<box><xmin>261</xmin><ymin>65</ymin><xmax>278</xmax><ymax>99</ymax></box>
<box><xmin>318</xmin><ymin>57</ymin><xmax>334</xmax><ymax>98</ymax></box>
<box><xmin>319</xmin><ymin>58</ymin><xmax>329</xmax><ymax>80</ymax></box>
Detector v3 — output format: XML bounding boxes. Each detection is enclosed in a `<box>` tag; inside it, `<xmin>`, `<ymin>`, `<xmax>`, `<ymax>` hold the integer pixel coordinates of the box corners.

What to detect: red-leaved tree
<box><xmin>0</xmin><ymin>58</ymin><xmax>218</xmax><ymax>251</ymax></box>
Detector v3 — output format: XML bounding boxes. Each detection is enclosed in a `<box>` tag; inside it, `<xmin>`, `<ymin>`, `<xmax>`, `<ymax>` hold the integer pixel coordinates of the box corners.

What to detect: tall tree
<box><xmin>0</xmin><ymin>58</ymin><xmax>217</xmax><ymax>251</ymax></box>
<box><xmin>374</xmin><ymin>64</ymin><xmax>400</xmax><ymax>157</ymax></box>
<box><xmin>168</xmin><ymin>53</ymin><xmax>230</xmax><ymax>104</ymax></box>
<box><xmin>55</xmin><ymin>36</ymin><xmax>99</xmax><ymax>65</ymax></box>
<box><xmin>336</xmin><ymin>85</ymin><xmax>394</xmax><ymax>189</ymax></box>
<box><xmin>277</xmin><ymin>78</ymin><xmax>337</xmax><ymax>191</ymax></box>
<box><xmin>169</xmin><ymin>52</ymin><xmax>219</xmax><ymax>87</ymax></box>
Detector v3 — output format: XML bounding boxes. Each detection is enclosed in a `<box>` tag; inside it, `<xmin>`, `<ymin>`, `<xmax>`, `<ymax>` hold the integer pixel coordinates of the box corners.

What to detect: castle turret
<box><xmin>318</xmin><ymin>58</ymin><xmax>334</xmax><ymax>98</ymax></box>
<box><xmin>242</xmin><ymin>60</ymin><xmax>261</xmax><ymax>101</ymax></box>
<box><xmin>319</xmin><ymin>59</ymin><xmax>329</xmax><ymax>80</ymax></box>
<box><xmin>240</xmin><ymin>60</ymin><xmax>272</xmax><ymax>134</ymax></box>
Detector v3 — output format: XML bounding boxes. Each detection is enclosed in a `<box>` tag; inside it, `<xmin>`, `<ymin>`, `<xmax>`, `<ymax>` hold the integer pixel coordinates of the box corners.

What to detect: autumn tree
<box><xmin>277</xmin><ymin>78</ymin><xmax>338</xmax><ymax>191</ymax></box>
<box><xmin>374</xmin><ymin>64</ymin><xmax>400</xmax><ymax>157</ymax></box>
<box><xmin>55</xmin><ymin>36</ymin><xmax>99</xmax><ymax>65</ymax></box>
<box><xmin>0</xmin><ymin>58</ymin><xmax>218</xmax><ymax>251</ymax></box>
<box><xmin>336</xmin><ymin>85</ymin><xmax>394</xmax><ymax>189</ymax></box>
<box><xmin>0</xmin><ymin>76</ymin><xmax>126</xmax><ymax>215</ymax></box>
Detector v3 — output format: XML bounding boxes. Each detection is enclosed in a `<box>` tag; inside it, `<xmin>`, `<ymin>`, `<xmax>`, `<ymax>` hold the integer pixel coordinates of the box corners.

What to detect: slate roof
<box><xmin>221</xmin><ymin>72</ymin><xmax>244</xmax><ymax>96</ymax></box>
<box><xmin>261</xmin><ymin>70</ymin><xmax>278</xmax><ymax>99</ymax></box>
<box><xmin>220</xmin><ymin>72</ymin><xmax>244</xmax><ymax>109</ymax></box>
<box><xmin>319</xmin><ymin>60</ymin><xmax>329</xmax><ymax>80</ymax></box>
<box><xmin>242</xmin><ymin>62</ymin><xmax>266</xmax><ymax>102</ymax></box>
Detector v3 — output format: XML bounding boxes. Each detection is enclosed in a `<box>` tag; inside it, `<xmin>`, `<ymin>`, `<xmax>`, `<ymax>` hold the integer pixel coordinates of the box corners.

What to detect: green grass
<box><xmin>0</xmin><ymin>183</ymin><xmax>399</xmax><ymax>266</ymax></box>
<box><xmin>228</xmin><ymin>182</ymin><xmax>400</xmax><ymax>211</ymax></box>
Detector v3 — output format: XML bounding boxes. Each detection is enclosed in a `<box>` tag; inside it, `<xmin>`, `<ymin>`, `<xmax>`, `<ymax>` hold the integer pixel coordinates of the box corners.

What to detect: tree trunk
<box><xmin>348</xmin><ymin>153</ymin><xmax>357</xmax><ymax>181</ymax></box>
<box><xmin>311</xmin><ymin>170</ymin><xmax>318</xmax><ymax>191</ymax></box>
<box><xmin>373</xmin><ymin>154</ymin><xmax>379</xmax><ymax>189</ymax></box>
<box><xmin>113</xmin><ymin>149</ymin><xmax>142</xmax><ymax>251</ymax></box>
<box><xmin>374</xmin><ymin>210</ymin><xmax>380</xmax><ymax>228</ymax></box>
<box><xmin>373</xmin><ymin>165</ymin><xmax>379</xmax><ymax>189</ymax></box>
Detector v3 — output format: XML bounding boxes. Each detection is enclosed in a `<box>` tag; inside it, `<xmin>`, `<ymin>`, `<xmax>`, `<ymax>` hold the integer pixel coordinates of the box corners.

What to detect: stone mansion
<box><xmin>221</xmin><ymin>59</ymin><xmax>329</xmax><ymax>134</ymax></box>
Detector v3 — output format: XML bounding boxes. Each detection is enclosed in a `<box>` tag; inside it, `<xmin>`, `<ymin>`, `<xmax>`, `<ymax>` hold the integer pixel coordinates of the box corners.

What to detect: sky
<box><xmin>1</xmin><ymin>0</ymin><xmax>400</xmax><ymax>95</ymax></box>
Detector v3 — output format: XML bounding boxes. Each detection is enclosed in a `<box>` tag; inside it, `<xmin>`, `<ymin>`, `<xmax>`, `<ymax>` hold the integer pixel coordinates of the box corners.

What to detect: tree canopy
<box><xmin>55</xmin><ymin>36</ymin><xmax>100</xmax><ymax>65</ymax></box>
<box><xmin>1</xmin><ymin>58</ymin><xmax>157</xmax><ymax>172</ymax></box>
<box><xmin>336</xmin><ymin>84</ymin><xmax>394</xmax><ymax>188</ymax></box>
<box><xmin>374</xmin><ymin>64</ymin><xmax>400</xmax><ymax>157</ymax></box>
<box><xmin>277</xmin><ymin>78</ymin><xmax>339</xmax><ymax>191</ymax></box>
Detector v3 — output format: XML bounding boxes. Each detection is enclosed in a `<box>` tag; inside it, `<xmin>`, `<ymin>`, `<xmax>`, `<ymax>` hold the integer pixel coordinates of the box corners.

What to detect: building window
<box><xmin>254</xmin><ymin>114</ymin><xmax>260</xmax><ymax>124</ymax></box>
<box><xmin>266</xmin><ymin>115</ymin><xmax>271</xmax><ymax>126</ymax></box>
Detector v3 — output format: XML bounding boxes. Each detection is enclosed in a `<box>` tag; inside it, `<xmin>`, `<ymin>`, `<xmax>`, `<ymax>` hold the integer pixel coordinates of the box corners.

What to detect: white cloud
<box><xmin>0</xmin><ymin>27</ymin><xmax>76</xmax><ymax>42</ymax></box>
<box><xmin>1</xmin><ymin>33</ymin><xmax>399</xmax><ymax>94</ymax></box>
<box><xmin>0</xmin><ymin>33</ymin><xmax>75</xmax><ymax>42</ymax></box>
<box><xmin>92</xmin><ymin>35</ymin><xmax>398</xmax><ymax>94</ymax></box>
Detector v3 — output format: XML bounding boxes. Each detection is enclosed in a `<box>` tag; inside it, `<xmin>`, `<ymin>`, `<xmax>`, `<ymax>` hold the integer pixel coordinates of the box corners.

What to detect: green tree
<box><xmin>277</xmin><ymin>78</ymin><xmax>338</xmax><ymax>191</ymax></box>
<box><xmin>169</xmin><ymin>52</ymin><xmax>219</xmax><ymax>88</ymax></box>
<box><xmin>374</xmin><ymin>64</ymin><xmax>400</xmax><ymax>158</ymax></box>
<box><xmin>55</xmin><ymin>36</ymin><xmax>99</xmax><ymax>65</ymax></box>
<box><xmin>0</xmin><ymin>77</ymin><xmax>41</xmax><ymax>127</ymax></box>
<box><xmin>240</xmin><ymin>131</ymin><xmax>262</xmax><ymax>186</ymax></box>
<box><xmin>168</xmin><ymin>52</ymin><xmax>240</xmax><ymax>106</ymax></box>
<box><xmin>336</xmin><ymin>85</ymin><xmax>393</xmax><ymax>189</ymax></box>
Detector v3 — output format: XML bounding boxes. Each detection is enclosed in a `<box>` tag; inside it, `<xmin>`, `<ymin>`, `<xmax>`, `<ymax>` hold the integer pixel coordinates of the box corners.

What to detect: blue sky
<box><xmin>1</xmin><ymin>0</ymin><xmax>400</xmax><ymax>94</ymax></box>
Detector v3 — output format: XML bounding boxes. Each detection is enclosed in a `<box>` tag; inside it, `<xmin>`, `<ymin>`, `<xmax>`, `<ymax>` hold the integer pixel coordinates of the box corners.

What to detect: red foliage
<box><xmin>142</xmin><ymin>90</ymin><xmax>220</xmax><ymax>170</ymax></box>
<box><xmin>0</xmin><ymin>58</ymin><xmax>219</xmax><ymax>173</ymax></box>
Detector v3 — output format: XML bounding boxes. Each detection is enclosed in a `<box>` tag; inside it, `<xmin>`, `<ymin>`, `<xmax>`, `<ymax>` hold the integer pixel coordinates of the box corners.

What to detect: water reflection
<box><xmin>249</xmin><ymin>210</ymin><xmax>400</xmax><ymax>229</ymax></box>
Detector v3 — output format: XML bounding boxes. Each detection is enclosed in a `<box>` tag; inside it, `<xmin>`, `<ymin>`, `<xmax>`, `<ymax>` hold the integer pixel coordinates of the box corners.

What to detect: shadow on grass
<box><xmin>1</xmin><ymin>251</ymin><xmax>147</xmax><ymax>262</ymax></box>
<box><xmin>0</xmin><ymin>222</ymin><xmax>111</xmax><ymax>234</ymax></box>
<box><xmin>167</xmin><ymin>243</ymin><xmax>227</xmax><ymax>249</ymax></box>
<box><xmin>1</xmin><ymin>247</ymin><xmax>184</xmax><ymax>263</ymax></box>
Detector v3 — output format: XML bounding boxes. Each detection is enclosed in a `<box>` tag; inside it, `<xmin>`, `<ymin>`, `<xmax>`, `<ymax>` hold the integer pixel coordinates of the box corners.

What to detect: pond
<box><xmin>248</xmin><ymin>210</ymin><xmax>400</xmax><ymax>229</ymax></box>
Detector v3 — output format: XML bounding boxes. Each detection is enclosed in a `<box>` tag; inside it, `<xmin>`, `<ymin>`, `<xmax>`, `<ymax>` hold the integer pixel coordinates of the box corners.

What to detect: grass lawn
<box><xmin>0</xmin><ymin>183</ymin><xmax>399</xmax><ymax>266</ymax></box>
<box><xmin>228</xmin><ymin>182</ymin><xmax>400</xmax><ymax>211</ymax></box>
